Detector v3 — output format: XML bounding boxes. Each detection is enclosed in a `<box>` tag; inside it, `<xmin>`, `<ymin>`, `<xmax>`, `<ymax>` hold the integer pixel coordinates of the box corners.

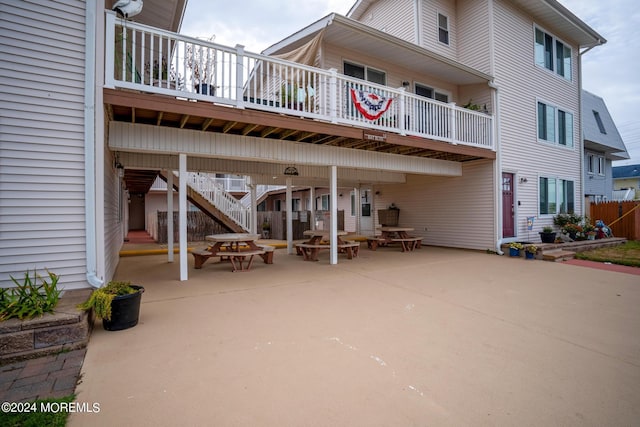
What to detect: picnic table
<box><xmin>295</xmin><ymin>230</ymin><xmax>360</xmax><ymax>261</ymax></box>
<box><xmin>367</xmin><ymin>226</ymin><xmax>422</xmax><ymax>252</ymax></box>
<box><xmin>191</xmin><ymin>233</ymin><xmax>273</xmax><ymax>272</ymax></box>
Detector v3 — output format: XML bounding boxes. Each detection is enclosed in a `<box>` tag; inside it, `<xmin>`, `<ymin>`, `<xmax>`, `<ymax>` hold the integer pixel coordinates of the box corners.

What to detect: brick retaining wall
<box><xmin>0</xmin><ymin>289</ymin><xmax>93</xmax><ymax>365</ymax></box>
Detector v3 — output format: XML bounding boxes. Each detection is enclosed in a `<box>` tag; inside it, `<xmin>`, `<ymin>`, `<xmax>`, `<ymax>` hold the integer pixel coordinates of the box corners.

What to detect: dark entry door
<box><xmin>502</xmin><ymin>173</ymin><xmax>515</xmax><ymax>237</ymax></box>
<box><xmin>129</xmin><ymin>193</ymin><xmax>145</xmax><ymax>230</ymax></box>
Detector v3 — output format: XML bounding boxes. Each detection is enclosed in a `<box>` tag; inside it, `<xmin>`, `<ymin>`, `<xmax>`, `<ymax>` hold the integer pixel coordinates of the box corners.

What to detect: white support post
<box><xmin>329</xmin><ymin>68</ymin><xmax>338</xmax><ymax>123</ymax></box>
<box><xmin>398</xmin><ymin>87</ymin><xmax>406</xmax><ymax>135</ymax></box>
<box><xmin>449</xmin><ymin>102</ymin><xmax>457</xmax><ymax>144</ymax></box>
<box><xmin>309</xmin><ymin>186</ymin><xmax>316</xmax><ymax>230</ymax></box>
<box><xmin>354</xmin><ymin>187</ymin><xmax>361</xmax><ymax>235</ymax></box>
<box><xmin>166</xmin><ymin>170</ymin><xmax>174</xmax><ymax>262</ymax></box>
<box><xmin>104</xmin><ymin>11</ymin><xmax>115</xmax><ymax>89</ymax></box>
<box><xmin>179</xmin><ymin>154</ymin><xmax>188</xmax><ymax>281</ymax></box>
<box><xmin>248</xmin><ymin>176</ymin><xmax>257</xmax><ymax>234</ymax></box>
<box><xmin>286</xmin><ymin>178</ymin><xmax>293</xmax><ymax>254</ymax></box>
<box><xmin>235</xmin><ymin>44</ymin><xmax>245</xmax><ymax>109</ymax></box>
<box><xmin>330</xmin><ymin>165</ymin><xmax>338</xmax><ymax>265</ymax></box>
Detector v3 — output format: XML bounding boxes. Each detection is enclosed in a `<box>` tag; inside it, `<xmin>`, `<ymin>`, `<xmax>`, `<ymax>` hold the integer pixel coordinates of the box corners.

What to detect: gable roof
<box><xmin>347</xmin><ymin>0</ymin><xmax>605</xmax><ymax>49</ymax></box>
<box><xmin>612</xmin><ymin>165</ymin><xmax>640</xmax><ymax>179</ymax></box>
<box><xmin>263</xmin><ymin>14</ymin><xmax>492</xmax><ymax>86</ymax></box>
<box><xmin>582</xmin><ymin>90</ymin><xmax>629</xmax><ymax>160</ymax></box>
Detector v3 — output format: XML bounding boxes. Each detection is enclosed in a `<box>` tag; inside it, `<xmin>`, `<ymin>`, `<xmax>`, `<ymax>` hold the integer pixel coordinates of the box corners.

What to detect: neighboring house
<box><xmin>0</xmin><ymin>0</ymin><xmax>605</xmax><ymax>289</ymax></box>
<box><xmin>581</xmin><ymin>90</ymin><xmax>629</xmax><ymax>204</ymax></box>
<box><xmin>612</xmin><ymin>165</ymin><xmax>640</xmax><ymax>200</ymax></box>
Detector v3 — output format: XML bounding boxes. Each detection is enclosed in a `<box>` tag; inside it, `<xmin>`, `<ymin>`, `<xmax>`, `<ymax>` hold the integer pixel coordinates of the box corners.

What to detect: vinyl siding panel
<box><xmin>356</xmin><ymin>0</ymin><xmax>416</xmax><ymax>44</ymax></box>
<box><xmin>0</xmin><ymin>0</ymin><xmax>88</xmax><ymax>289</ymax></box>
<box><xmin>373</xmin><ymin>160</ymin><xmax>495</xmax><ymax>250</ymax></box>
<box><xmin>420</xmin><ymin>0</ymin><xmax>457</xmax><ymax>60</ymax></box>
<box><xmin>457</xmin><ymin>0</ymin><xmax>491</xmax><ymax>74</ymax></box>
<box><xmin>492</xmin><ymin>0</ymin><xmax>582</xmax><ymax>234</ymax></box>
<box><xmin>104</xmin><ymin>144</ymin><xmax>125</xmax><ymax>282</ymax></box>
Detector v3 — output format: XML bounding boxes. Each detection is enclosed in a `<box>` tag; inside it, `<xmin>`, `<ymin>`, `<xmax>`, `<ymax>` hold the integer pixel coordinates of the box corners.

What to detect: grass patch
<box><xmin>0</xmin><ymin>395</ymin><xmax>74</xmax><ymax>427</ymax></box>
<box><xmin>575</xmin><ymin>240</ymin><xmax>640</xmax><ymax>267</ymax></box>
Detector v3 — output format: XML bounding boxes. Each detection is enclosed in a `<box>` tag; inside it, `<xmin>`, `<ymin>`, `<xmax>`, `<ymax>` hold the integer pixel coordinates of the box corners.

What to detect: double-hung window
<box><xmin>344</xmin><ymin>61</ymin><xmax>386</xmax><ymax>85</ymax></box>
<box><xmin>539</xmin><ymin>177</ymin><xmax>574</xmax><ymax>215</ymax></box>
<box><xmin>535</xmin><ymin>27</ymin><xmax>572</xmax><ymax>80</ymax></box>
<box><xmin>537</xmin><ymin>101</ymin><xmax>574</xmax><ymax>147</ymax></box>
<box><xmin>438</xmin><ymin>13</ymin><xmax>449</xmax><ymax>45</ymax></box>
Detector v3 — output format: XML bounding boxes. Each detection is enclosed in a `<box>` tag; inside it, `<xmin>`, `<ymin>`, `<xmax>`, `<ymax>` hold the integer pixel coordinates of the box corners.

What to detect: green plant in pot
<box><xmin>78</xmin><ymin>281</ymin><xmax>144</xmax><ymax>331</ymax></box>
<box><xmin>262</xmin><ymin>221</ymin><xmax>271</xmax><ymax>238</ymax></box>
<box><xmin>539</xmin><ymin>226</ymin><xmax>556</xmax><ymax>243</ymax></box>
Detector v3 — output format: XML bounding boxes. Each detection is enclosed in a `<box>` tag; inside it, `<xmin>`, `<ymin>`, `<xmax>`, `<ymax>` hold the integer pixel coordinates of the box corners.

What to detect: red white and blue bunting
<box><xmin>349</xmin><ymin>88</ymin><xmax>393</xmax><ymax>120</ymax></box>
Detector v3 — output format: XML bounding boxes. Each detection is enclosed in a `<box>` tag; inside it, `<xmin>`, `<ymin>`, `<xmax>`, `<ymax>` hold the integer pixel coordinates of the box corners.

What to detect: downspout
<box><xmin>488</xmin><ymin>0</ymin><xmax>504</xmax><ymax>255</ymax></box>
<box><xmin>85</xmin><ymin>1</ymin><xmax>103</xmax><ymax>287</ymax></box>
<box><xmin>490</xmin><ymin>81</ymin><xmax>503</xmax><ymax>255</ymax></box>
<box><xmin>578</xmin><ymin>52</ymin><xmax>584</xmax><ymax>217</ymax></box>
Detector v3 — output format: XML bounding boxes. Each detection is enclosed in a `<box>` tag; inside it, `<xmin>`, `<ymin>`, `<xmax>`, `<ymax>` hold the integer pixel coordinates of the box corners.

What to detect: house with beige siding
<box><xmin>0</xmin><ymin>0</ymin><xmax>605</xmax><ymax>290</ymax></box>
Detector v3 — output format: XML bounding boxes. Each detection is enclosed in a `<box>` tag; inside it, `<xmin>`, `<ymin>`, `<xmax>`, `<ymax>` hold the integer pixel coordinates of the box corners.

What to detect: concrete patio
<box><xmin>70</xmin><ymin>246</ymin><xmax>640</xmax><ymax>426</ymax></box>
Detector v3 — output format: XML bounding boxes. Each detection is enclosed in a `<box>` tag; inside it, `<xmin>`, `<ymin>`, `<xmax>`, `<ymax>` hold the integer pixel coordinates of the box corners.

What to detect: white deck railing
<box><xmin>105</xmin><ymin>12</ymin><xmax>493</xmax><ymax>150</ymax></box>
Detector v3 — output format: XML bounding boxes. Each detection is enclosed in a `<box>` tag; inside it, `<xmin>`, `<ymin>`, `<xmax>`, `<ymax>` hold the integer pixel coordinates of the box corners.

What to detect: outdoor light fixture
<box><xmin>520</xmin><ymin>177</ymin><xmax>528</xmax><ymax>184</ymax></box>
<box><xmin>283</xmin><ymin>166</ymin><xmax>299</xmax><ymax>176</ymax></box>
<box><xmin>114</xmin><ymin>156</ymin><xmax>124</xmax><ymax>178</ymax></box>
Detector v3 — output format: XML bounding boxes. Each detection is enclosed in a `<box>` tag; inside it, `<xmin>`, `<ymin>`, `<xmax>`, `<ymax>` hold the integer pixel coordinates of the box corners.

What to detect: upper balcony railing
<box><xmin>105</xmin><ymin>12</ymin><xmax>493</xmax><ymax>151</ymax></box>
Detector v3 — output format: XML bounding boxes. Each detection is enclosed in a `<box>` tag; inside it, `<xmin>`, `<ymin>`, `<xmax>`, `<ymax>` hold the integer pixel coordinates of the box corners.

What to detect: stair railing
<box><xmin>184</xmin><ymin>173</ymin><xmax>251</xmax><ymax>231</ymax></box>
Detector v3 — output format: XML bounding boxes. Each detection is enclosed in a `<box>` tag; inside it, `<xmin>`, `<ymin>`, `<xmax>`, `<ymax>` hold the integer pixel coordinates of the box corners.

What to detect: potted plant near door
<box><xmin>78</xmin><ymin>281</ymin><xmax>144</xmax><ymax>331</ymax></box>
<box><xmin>509</xmin><ymin>242</ymin><xmax>523</xmax><ymax>257</ymax></box>
<box><xmin>525</xmin><ymin>245</ymin><xmax>537</xmax><ymax>259</ymax></box>
<box><xmin>261</xmin><ymin>221</ymin><xmax>271</xmax><ymax>239</ymax></box>
<box><xmin>539</xmin><ymin>226</ymin><xmax>556</xmax><ymax>243</ymax></box>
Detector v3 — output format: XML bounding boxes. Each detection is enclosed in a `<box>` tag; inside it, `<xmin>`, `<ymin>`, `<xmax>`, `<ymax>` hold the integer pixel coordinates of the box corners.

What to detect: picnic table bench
<box><xmin>390</xmin><ymin>237</ymin><xmax>422</xmax><ymax>252</ymax></box>
<box><xmin>216</xmin><ymin>249</ymin><xmax>265</xmax><ymax>272</ymax></box>
<box><xmin>368</xmin><ymin>227</ymin><xmax>423</xmax><ymax>252</ymax></box>
<box><xmin>295</xmin><ymin>241</ymin><xmax>360</xmax><ymax>261</ymax></box>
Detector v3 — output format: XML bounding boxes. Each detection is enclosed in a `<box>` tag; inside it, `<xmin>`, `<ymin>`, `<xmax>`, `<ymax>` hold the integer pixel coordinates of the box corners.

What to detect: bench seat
<box><xmin>390</xmin><ymin>237</ymin><xmax>422</xmax><ymax>252</ymax></box>
<box><xmin>257</xmin><ymin>244</ymin><xmax>275</xmax><ymax>264</ymax></box>
<box><xmin>191</xmin><ymin>249</ymin><xmax>217</xmax><ymax>269</ymax></box>
<box><xmin>216</xmin><ymin>250</ymin><xmax>265</xmax><ymax>272</ymax></box>
<box><xmin>366</xmin><ymin>236</ymin><xmax>388</xmax><ymax>250</ymax></box>
<box><xmin>295</xmin><ymin>242</ymin><xmax>359</xmax><ymax>261</ymax></box>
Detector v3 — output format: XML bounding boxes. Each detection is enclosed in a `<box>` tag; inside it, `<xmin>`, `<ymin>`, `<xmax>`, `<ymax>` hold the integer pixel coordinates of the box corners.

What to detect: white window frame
<box><xmin>316</xmin><ymin>194</ymin><xmax>330</xmax><ymax>211</ymax></box>
<box><xmin>537</xmin><ymin>99</ymin><xmax>574</xmax><ymax>148</ymax></box>
<box><xmin>343</xmin><ymin>60</ymin><xmax>386</xmax><ymax>85</ymax></box>
<box><xmin>538</xmin><ymin>176</ymin><xmax>575</xmax><ymax>216</ymax></box>
<box><xmin>587</xmin><ymin>153</ymin><xmax>594</xmax><ymax>174</ymax></box>
<box><xmin>415</xmin><ymin>82</ymin><xmax>450</xmax><ymax>103</ymax></box>
<box><xmin>534</xmin><ymin>26</ymin><xmax>572</xmax><ymax>80</ymax></box>
<box><xmin>598</xmin><ymin>156</ymin><xmax>605</xmax><ymax>176</ymax></box>
<box><xmin>437</xmin><ymin>12</ymin><xmax>449</xmax><ymax>45</ymax></box>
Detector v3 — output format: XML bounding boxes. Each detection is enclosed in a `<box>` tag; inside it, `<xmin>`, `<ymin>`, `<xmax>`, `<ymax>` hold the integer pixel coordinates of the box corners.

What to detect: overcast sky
<box><xmin>181</xmin><ymin>0</ymin><xmax>639</xmax><ymax>166</ymax></box>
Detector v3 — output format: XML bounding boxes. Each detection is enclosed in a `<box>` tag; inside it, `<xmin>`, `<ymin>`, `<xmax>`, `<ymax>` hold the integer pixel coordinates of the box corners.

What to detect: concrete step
<box><xmin>542</xmin><ymin>249</ymin><xmax>576</xmax><ymax>262</ymax></box>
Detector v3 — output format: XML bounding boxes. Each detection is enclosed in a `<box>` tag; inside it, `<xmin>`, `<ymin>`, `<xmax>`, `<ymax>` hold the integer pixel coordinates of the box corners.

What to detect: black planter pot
<box><xmin>103</xmin><ymin>285</ymin><xmax>144</xmax><ymax>331</ymax></box>
<box><xmin>195</xmin><ymin>83</ymin><xmax>214</xmax><ymax>96</ymax></box>
<box><xmin>539</xmin><ymin>232</ymin><xmax>556</xmax><ymax>243</ymax></box>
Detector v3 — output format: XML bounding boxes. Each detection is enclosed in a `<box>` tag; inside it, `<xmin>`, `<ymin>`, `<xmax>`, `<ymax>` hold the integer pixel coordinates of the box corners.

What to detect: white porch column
<box><xmin>286</xmin><ymin>178</ymin><xmax>293</xmax><ymax>254</ymax></box>
<box><xmin>330</xmin><ymin>165</ymin><xmax>338</xmax><ymax>264</ymax></box>
<box><xmin>248</xmin><ymin>176</ymin><xmax>257</xmax><ymax>234</ymax></box>
<box><xmin>309</xmin><ymin>186</ymin><xmax>316</xmax><ymax>230</ymax></box>
<box><xmin>179</xmin><ymin>154</ymin><xmax>188</xmax><ymax>281</ymax></box>
<box><xmin>354</xmin><ymin>187</ymin><xmax>361</xmax><ymax>235</ymax></box>
<box><xmin>166</xmin><ymin>170</ymin><xmax>174</xmax><ymax>262</ymax></box>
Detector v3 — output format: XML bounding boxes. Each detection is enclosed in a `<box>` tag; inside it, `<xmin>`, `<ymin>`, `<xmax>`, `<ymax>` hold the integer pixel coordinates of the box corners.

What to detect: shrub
<box><xmin>0</xmin><ymin>270</ymin><xmax>61</xmax><ymax>321</ymax></box>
